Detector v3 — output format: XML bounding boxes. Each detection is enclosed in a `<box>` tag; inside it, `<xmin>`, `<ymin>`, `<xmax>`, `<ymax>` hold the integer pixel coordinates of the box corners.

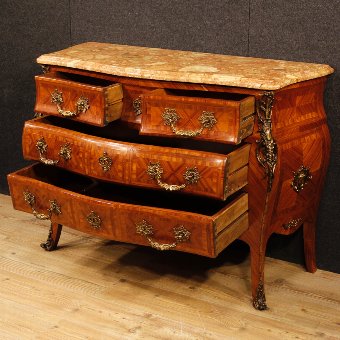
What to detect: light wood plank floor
<box><xmin>0</xmin><ymin>193</ymin><xmax>339</xmax><ymax>340</ymax></box>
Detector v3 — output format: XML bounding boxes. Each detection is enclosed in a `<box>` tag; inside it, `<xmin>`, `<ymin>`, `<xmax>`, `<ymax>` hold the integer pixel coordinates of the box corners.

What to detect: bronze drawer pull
<box><xmin>51</xmin><ymin>89</ymin><xmax>90</xmax><ymax>117</ymax></box>
<box><xmin>147</xmin><ymin>162</ymin><xmax>200</xmax><ymax>191</ymax></box>
<box><xmin>136</xmin><ymin>219</ymin><xmax>190</xmax><ymax>251</ymax></box>
<box><xmin>23</xmin><ymin>190</ymin><xmax>61</xmax><ymax>220</ymax></box>
<box><xmin>162</xmin><ymin>108</ymin><xmax>217</xmax><ymax>137</ymax></box>
<box><xmin>36</xmin><ymin>138</ymin><xmax>72</xmax><ymax>165</ymax></box>
<box><xmin>86</xmin><ymin>211</ymin><xmax>101</xmax><ymax>229</ymax></box>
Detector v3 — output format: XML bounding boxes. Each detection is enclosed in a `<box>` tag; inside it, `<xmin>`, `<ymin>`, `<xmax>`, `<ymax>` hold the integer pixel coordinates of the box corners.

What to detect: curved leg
<box><xmin>250</xmin><ymin>241</ymin><xmax>268</xmax><ymax>310</ymax></box>
<box><xmin>40</xmin><ymin>222</ymin><xmax>62</xmax><ymax>251</ymax></box>
<box><xmin>303</xmin><ymin>220</ymin><xmax>317</xmax><ymax>273</ymax></box>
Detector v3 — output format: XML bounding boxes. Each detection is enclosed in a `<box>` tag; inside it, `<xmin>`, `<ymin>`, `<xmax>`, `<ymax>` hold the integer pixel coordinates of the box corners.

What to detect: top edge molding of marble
<box><xmin>36</xmin><ymin>42</ymin><xmax>334</xmax><ymax>90</ymax></box>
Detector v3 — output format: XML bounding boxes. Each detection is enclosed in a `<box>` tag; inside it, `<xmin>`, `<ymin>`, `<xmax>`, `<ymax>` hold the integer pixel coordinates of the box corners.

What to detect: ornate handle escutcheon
<box><xmin>162</xmin><ymin>108</ymin><xmax>217</xmax><ymax>137</ymax></box>
<box><xmin>291</xmin><ymin>165</ymin><xmax>312</xmax><ymax>193</ymax></box>
<box><xmin>51</xmin><ymin>89</ymin><xmax>90</xmax><ymax>117</ymax></box>
<box><xmin>23</xmin><ymin>190</ymin><xmax>61</xmax><ymax>220</ymax></box>
<box><xmin>86</xmin><ymin>211</ymin><xmax>101</xmax><ymax>229</ymax></box>
<box><xmin>36</xmin><ymin>138</ymin><xmax>72</xmax><ymax>165</ymax></box>
<box><xmin>133</xmin><ymin>97</ymin><xmax>142</xmax><ymax>116</ymax></box>
<box><xmin>98</xmin><ymin>151</ymin><xmax>113</xmax><ymax>172</ymax></box>
<box><xmin>136</xmin><ymin>219</ymin><xmax>191</xmax><ymax>251</ymax></box>
<box><xmin>147</xmin><ymin>162</ymin><xmax>200</xmax><ymax>191</ymax></box>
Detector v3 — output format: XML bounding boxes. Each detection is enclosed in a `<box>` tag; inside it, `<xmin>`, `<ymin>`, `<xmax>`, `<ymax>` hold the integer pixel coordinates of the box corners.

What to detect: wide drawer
<box><xmin>140</xmin><ymin>89</ymin><xmax>255</xmax><ymax>144</ymax></box>
<box><xmin>22</xmin><ymin>117</ymin><xmax>251</xmax><ymax>200</ymax></box>
<box><xmin>7</xmin><ymin>164</ymin><xmax>249</xmax><ymax>257</ymax></box>
<box><xmin>35</xmin><ymin>72</ymin><xmax>123</xmax><ymax>126</ymax></box>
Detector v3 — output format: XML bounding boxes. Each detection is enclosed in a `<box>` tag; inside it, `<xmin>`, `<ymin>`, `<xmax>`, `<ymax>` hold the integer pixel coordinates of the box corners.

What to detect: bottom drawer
<box><xmin>7</xmin><ymin>164</ymin><xmax>248</xmax><ymax>257</ymax></box>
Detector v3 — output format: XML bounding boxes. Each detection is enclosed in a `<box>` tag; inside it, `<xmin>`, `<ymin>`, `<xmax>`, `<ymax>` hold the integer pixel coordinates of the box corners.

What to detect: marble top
<box><xmin>37</xmin><ymin>42</ymin><xmax>334</xmax><ymax>90</ymax></box>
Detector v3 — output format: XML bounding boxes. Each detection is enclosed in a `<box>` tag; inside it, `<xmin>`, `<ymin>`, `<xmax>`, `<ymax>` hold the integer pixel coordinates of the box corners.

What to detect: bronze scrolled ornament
<box><xmin>283</xmin><ymin>218</ymin><xmax>303</xmax><ymax>231</ymax></box>
<box><xmin>256</xmin><ymin>91</ymin><xmax>278</xmax><ymax>192</ymax></box>
<box><xmin>291</xmin><ymin>165</ymin><xmax>312</xmax><ymax>193</ymax></box>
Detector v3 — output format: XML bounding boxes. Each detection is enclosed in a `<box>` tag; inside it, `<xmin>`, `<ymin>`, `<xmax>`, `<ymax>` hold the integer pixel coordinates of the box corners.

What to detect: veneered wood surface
<box><xmin>22</xmin><ymin>118</ymin><xmax>250</xmax><ymax>200</ymax></box>
<box><xmin>7</xmin><ymin>164</ymin><xmax>249</xmax><ymax>257</ymax></box>
<box><xmin>35</xmin><ymin>73</ymin><xmax>123</xmax><ymax>126</ymax></box>
<box><xmin>140</xmin><ymin>88</ymin><xmax>255</xmax><ymax>144</ymax></box>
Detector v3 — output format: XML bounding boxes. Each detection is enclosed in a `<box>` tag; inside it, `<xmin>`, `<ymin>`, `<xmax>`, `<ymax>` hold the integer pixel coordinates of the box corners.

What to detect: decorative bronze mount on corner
<box><xmin>291</xmin><ymin>165</ymin><xmax>312</xmax><ymax>193</ymax></box>
<box><xmin>256</xmin><ymin>91</ymin><xmax>278</xmax><ymax>192</ymax></box>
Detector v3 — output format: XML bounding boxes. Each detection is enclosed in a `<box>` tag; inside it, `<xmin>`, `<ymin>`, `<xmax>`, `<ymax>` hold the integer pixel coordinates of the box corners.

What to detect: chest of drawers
<box><xmin>7</xmin><ymin>42</ymin><xmax>333</xmax><ymax>310</ymax></box>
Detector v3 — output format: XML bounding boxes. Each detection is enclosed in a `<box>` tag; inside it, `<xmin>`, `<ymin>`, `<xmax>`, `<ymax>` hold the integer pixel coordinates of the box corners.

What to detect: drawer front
<box><xmin>22</xmin><ymin>118</ymin><xmax>250</xmax><ymax>200</ymax></box>
<box><xmin>8</xmin><ymin>165</ymin><xmax>249</xmax><ymax>257</ymax></box>
<box><xmin>139</xmin><ymin>89</ymin><xmax>255</xmax><ymax>144</ymax></box>
<box><xmin>35</xmin><ymin>73</ymin><xmax>123</xmax><ymax>126</ymax></box>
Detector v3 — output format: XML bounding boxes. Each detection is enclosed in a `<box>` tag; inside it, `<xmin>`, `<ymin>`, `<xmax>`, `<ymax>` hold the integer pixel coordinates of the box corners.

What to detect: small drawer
<box><xmin>8</xmin><ymin>164</ymin><xmax>249</xmax><ymax>257</ymax></box>
<box><xmin>140</xmin><ymin>89</ymin><xmax>255</xmax><ymax>144</ymax></box>
<box><xmin>120</xmin><ymin>84</ymin><xmax>158</xmax><ymax>127</ymax></box>
<box><xmin>22</xmin><ymin>117</ymin><xmax>251</xmax><ymax>201</ymax></box>
<box><xmin>35</xmin><ymin>72</ymin><xmax>123</xmax><ymax>126</ymax></box>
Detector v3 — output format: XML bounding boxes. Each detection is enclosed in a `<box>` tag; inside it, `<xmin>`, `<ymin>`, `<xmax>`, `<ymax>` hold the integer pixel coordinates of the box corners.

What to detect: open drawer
<box><xmin>35</xmin><ymin>72</ymin><xmax>123</xmax><ymax>126</ymax></box>
<box><xmin>140</xmin><ymin>89</ymin><xmax>255</xmax><ymax>144</ymax></box>
<box><xmin>8</xmin><ymin>164</ymin><xmax>249</xmax><ymax>257</ymax></box>
<box><xmin>22</xmin><ymin>116</ymin><xmax>251</xmax><ymax>201</ymax></box>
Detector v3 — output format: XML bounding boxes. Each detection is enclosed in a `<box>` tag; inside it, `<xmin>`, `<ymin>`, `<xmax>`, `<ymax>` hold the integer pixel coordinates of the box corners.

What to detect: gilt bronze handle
<box><xmin>51</xmin><ymin>89</ymin><xmax>90</xmax><ymax>117</ymax></box>
<box><xmin>162</xmin><ymin>108</ymin><xmax>217</xmax><ymax>137</ymax></box>
<box><xmin>136</xmin><ymin>219</ymin><xmax>190</xmax><ymax>251</ymax></box>
<box><xmin>147</xmin><ymin>162</ymin><xmax>200</xmax><ymax>191</ymax></box>
<box><xmin>23</xmin><ymin>190</ymin><xmax>61</xmax><ymax>220</ymax></box>
<box><xmin>36</xmin><ymin>138</ymin><xmax>71</xmax><ymax>165</ymax></box>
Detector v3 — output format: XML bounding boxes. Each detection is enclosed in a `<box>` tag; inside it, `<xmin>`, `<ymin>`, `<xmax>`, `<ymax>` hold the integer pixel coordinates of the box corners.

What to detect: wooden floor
<box><xmin>0</xmin><ymin>194</ymin><xmax>339</xmax><ymax>340</ymax></box>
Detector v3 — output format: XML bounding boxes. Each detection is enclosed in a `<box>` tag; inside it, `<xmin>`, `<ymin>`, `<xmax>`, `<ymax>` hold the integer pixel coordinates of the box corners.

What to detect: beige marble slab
<box><xmin>37</xmin><ymin>42</ymin><xmax>334</xmax><ymax>90</ymax></box>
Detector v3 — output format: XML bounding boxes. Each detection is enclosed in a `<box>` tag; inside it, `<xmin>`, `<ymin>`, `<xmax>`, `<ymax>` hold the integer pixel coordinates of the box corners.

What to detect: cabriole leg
<box><xmin>40</xmin><ymin>222</ymin><xmax>62</xmax><ymax>251</ymax></box>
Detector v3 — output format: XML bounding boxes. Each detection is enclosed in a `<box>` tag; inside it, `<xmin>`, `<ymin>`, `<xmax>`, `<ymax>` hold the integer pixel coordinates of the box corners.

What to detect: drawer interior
<box><xmin>42</xmin><ymin>71</ymin><xmax>116</xmax><ymax>88</ymax></box>
<box><xmin>37</xmin><ymin>116</ymin><xmax>239</xmax><ymax>155</ymax></box>
<box><xmin>154</xmin><ymin>88</ymin><xmax>250</xmax><ymax>101</ymax></box>
<box><xmin>18</xmin><ymin>163</ymin><xmax>242</xmax><ymax>216</ymax></box>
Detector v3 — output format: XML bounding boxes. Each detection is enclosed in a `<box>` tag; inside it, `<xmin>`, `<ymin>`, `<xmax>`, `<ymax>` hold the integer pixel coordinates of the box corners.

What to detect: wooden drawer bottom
<box><xmin>8</xmin><ymin>164</ymin><xmax>248</xmax><ymax>258</ymax></box>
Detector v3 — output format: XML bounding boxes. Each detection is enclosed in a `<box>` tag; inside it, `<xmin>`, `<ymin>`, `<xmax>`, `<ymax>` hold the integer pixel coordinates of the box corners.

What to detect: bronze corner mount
<box><xmin>256</xmin><ymin>91</ymin><xmax>278</xmax><ymax>192</ymax></box>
